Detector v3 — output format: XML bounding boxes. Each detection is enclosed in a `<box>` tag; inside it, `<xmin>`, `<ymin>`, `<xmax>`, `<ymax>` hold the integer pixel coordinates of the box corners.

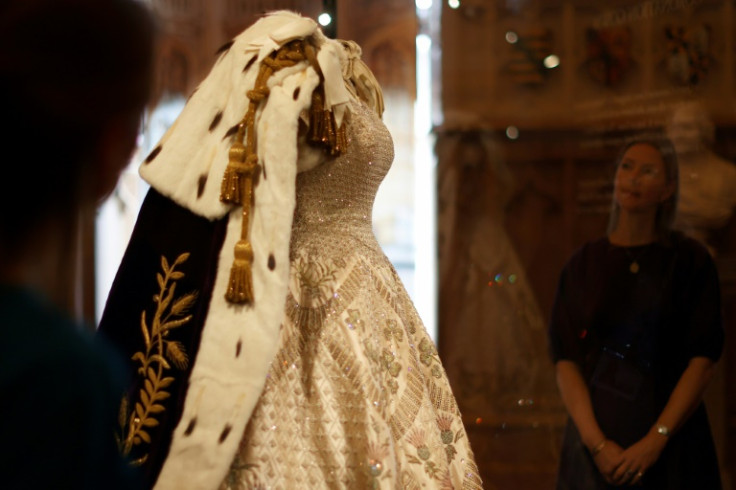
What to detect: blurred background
<box><xmin>58</xmin><ymin>0</ymin><xmax>736</xmax><ymax>487</ymax></box>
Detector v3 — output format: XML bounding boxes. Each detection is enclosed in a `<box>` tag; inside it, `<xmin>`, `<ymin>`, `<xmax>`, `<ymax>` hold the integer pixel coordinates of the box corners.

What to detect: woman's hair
<box><xmin>606</xmin><ymin>138</ymin><xmax>679</xmax><ymax>240</ymax></box>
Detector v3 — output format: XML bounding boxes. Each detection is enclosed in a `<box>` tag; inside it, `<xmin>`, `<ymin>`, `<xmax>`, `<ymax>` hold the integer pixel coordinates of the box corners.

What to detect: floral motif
<box><xmin>381</xmin><ymin>349</ymin><xmax>402</xmax><ymax>377</ymax></box>
<box><xmin>418</xmin><ymin>337</ymin><xmax>436</xmax><ymax>366</ymax></box>
<box><xmin>436</xmin><ymin>414</ymin><xmax>455</xmax><ymax>445</ymax></box>
<box><xmin>419</xmin><ymin>337</ymin><xmax>443</xmax><ymax>379</ymax></box>
<box><xmin>383</xmin><ymin>319</ymin><xmax>403</xmax><ymax>343</ymax></box>
<box><xmin>436</xmin><ymin>413</ymin><xmax>465</xmax><ymax>464</ymax></box>
<box><xmin>407</xmin><ymin>429</ymin><xmax>429</xmax><ymax>460</ymax></box>
<box><xmin>379</xmin><ymin>348</ymin><xmax>402</xmax><ymax>394</ymax></box>
<box><xmin>444</xmin><ymin>445</ymin><xmax>457</xmax><ymax>465</ymax></box>
<box><xmin>406</xmin><ymin>429</ymin><xmax>441</xmax><ymax>479</ymax></box>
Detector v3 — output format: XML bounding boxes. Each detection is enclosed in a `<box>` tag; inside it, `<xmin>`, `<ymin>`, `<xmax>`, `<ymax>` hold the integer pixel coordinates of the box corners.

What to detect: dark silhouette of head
<box><xmin>0</xmin><ymin>0</ymin><xmax>157</xmax><ymax>258</ymax></box>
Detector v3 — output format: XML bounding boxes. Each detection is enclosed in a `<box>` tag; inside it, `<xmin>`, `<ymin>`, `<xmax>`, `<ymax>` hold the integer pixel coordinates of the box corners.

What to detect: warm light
<box><xmin>448</xmin><ymin>0</ymin><xmax>460</xmax><ymax>8</ymax></box>
<box><xmin>544</xmin><ymin>54</ymin><xmax>560</xmax><ymax>69</ymax></box>
<box><xmin>506</xmin><ymin>126</ymin><xmax>519</xmax><ymax>140</ymax></box>
<box><xmin>318</xmin><ymin>13</ymin><xmax>332</xmax><ymax>26</ymax></box>
<box><xmin>505</xmin><ymin>31</ymin><xmax>518</xmax><ymax>44</ymax></box>
<box><xmin>413</xmin><ymin>28</ymin><xmax>437</xmax><ymax>341</ymax></box>
<box><xmin>416</xmin><ymin>33</ymin><xmax>431</xmax><ymax>53</ymax></box>
<box><xmin>416</xmin><ymin>0</ymin><xmax>432</xmax><ymax>10</ymax></box>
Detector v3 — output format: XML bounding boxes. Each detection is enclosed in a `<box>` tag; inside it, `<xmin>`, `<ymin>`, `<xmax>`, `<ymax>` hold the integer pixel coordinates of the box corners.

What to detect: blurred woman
<box><xmin>548</xmin><ymin>139</ymin><xmax>724</xmax><ymax>489</ymax></box>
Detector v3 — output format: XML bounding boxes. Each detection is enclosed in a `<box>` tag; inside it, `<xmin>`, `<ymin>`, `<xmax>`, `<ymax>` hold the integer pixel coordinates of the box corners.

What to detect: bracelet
<box><xmin>655</xmin><ymin>424</ymin><xmax>671</xmax><ymax>437</ymax></box>
<box><xmin>590</xmin><ymin>439</ymin><xmax>607</xmax><ymax>456</ymax></box>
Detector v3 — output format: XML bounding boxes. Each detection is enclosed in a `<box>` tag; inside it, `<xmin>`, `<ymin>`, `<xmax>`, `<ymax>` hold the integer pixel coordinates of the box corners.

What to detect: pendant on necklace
<box><xmin>629</xmin><ymin>261</ymin><xmax>640</xmax><ymax>274</ymax></box>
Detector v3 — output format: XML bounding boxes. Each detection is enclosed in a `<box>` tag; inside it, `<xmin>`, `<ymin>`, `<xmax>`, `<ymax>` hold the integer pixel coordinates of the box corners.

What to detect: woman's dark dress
<box><xmin>548</xmin><ymin>232</ymin><xmax>724</xmax><ymax>490</ymax></box>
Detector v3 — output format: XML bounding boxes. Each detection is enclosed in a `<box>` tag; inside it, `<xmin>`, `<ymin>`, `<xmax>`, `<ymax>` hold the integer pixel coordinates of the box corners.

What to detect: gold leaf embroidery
<box><xmin>383</xmin><ymin>319</ymin><xmax>403</xmax><ymax>343</ymax></box>
<box><xmin>418</xmin><ymin>338</ymin><xmax>444</xmax><ymax>379</ymax></box>
<box><xmin>117</xmin><ymin>252</ymin><xmax>198</xmax><ymax>462</ymax></box>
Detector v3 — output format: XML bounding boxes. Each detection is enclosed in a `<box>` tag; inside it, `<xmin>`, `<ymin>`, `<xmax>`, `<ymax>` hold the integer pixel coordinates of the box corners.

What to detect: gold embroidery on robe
<box><xmin>116</xmin><ymin>253</ymin><xmax>198</xmax><ymax>465</ymax></box>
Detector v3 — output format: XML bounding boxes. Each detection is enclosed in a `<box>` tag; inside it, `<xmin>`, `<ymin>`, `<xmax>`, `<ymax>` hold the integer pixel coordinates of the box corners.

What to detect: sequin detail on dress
<box><xmin>219</xmin><ymin>101</ymin><xmax>482</xmax><ymax>490</ymax></box>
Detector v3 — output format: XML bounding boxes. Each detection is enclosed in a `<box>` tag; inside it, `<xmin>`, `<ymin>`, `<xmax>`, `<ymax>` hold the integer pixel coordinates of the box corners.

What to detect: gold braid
<box><xmin>220</xmin><ymin>38</ymin><xmax>347</xmax><ymax>304</ymax></box>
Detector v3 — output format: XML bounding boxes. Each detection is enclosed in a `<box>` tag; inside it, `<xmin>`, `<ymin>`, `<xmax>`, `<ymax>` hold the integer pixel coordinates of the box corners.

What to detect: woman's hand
<box><xmin>609</xmin><ymin>432</ymin><xmax>667</xmax><ymax>486</ymax></box>
<box><xmin>592</xmin><ymin>439</ymin><xmax>625</xmax><ymax>485</ymax></box>
<box><xmin>605</xmin><ymin>356</ymin><xmax>716</xmax><ymax>486</ymax></box>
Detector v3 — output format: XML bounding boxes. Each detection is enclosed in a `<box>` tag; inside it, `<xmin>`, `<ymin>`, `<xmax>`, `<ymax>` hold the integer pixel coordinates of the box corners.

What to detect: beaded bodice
<box><xmin>291</xmin><ymin>100</ymin><xmax>394</xmax><ymax>257</ymax></box>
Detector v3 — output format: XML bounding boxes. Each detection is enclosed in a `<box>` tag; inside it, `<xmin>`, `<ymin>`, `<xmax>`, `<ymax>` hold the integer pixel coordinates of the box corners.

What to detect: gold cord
<box><xmin>220</xmin><ymin>38</ymin><xmax>348</xmax><ymax>304</ymax></box>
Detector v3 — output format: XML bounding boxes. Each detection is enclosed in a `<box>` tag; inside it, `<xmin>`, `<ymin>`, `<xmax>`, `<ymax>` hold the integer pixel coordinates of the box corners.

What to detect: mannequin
<box><xmin>97</xmin><ymin>11</ymin><xmax>482</xmax><ymax>490</ymax></box>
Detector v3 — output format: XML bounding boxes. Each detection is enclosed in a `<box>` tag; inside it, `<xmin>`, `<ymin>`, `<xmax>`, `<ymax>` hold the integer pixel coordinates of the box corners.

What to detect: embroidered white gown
<box><xmin>218</xmin><ymin>101</ymin><xmax>483</xmax><ymax>490</ymax></box>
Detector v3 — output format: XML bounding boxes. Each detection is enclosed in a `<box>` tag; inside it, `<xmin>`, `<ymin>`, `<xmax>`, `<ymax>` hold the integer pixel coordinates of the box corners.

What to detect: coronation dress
<box><xmin>219</xmin><ymin>100</ymin><xmax>482</xmax><ymax>489</ymax></box>
<box><xmin>97</xmin><ymin>11</ymin><xmax>481</xmax><ymax>490</ymax></box>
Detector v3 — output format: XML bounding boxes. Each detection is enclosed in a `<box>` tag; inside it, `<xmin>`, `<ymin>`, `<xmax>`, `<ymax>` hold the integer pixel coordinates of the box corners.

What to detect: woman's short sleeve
<box><xmin>548</xmin><ymin>261</ymin><xmax>585</xmax><ymax>365</ymax></box>
<box><xmin>681</xmin><ymin>242</ymin><xmax>725</xmax><ymax>362</ymax></box>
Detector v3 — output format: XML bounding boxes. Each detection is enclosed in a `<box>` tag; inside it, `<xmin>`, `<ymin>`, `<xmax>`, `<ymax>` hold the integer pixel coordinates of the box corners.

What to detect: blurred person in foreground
<box><xmin>548</xmin><ymin>139</ymin><xmax>724</xmax><ymax>489</ymax></box>
<box><xmin>0</xmin><ymin>0</ymin><xmax>156</xmax><ymax>488</ymax></box>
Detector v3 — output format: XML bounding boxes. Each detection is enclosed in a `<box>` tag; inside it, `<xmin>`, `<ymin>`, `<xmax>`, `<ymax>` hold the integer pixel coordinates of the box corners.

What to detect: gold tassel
<box><xmin>324</xmin><ymin>110</ymin><xmax>337</xmax><ymax>151</ymax></box>
<box><xmin>336</xmin><ymin>122</ymin><xmax>347</xmax><ymax>154</ymax></box>
<box><xmin>224</xmin><ymin>153</ymin><xmax>258</xmax><ymax>304</ymax></box>
<box><xmin>220</xmin><ymin>140</ymin><xmax>247</xmax><ymax>204</ymax></box>
<box><xmin>225</xmin><ymin>239</ymin><xmax>254</xmax><ymax>303</ymax></box>
<box><xmin>308</xmin><ymin>88</ymin><xmax>325</xmax><ymax>145</ymax></box>
<box><xmin>218</xmin><ymin>39</ymin><xmax>351</xmax><ymax>304</ymax></box>
<box><xmin>306</xmin><ymin>87</ymin><xmax>347</xmax><ymax>156</ymax></box>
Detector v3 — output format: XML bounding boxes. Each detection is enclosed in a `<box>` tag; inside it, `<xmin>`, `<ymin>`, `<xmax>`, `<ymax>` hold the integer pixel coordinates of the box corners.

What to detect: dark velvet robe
<box><xmin>97</xmin><ymin>188</ymin><xmax>228</xmax><ymax>488</ymax></box>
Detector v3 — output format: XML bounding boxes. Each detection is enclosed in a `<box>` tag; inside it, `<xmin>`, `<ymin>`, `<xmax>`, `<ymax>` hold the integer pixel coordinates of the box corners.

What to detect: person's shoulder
<box><xmin>0</xmin><ymin>285</ymin><xmax>79</xmax><ymax>355</ymax></box>
<box><xmin>666</xmin><ymin>231</ymin><xmax>717</xmax><ymax>273</ymax></box>
<box><xmin>563</xmin><ymin>236</ymin><xmax>608</xmax><ymax>270</ymax></box>
<box><xmin>667</xmin><ymin>230</ymin><xmax>711</xmax><ymax>258</ymax></box>
<box><xmin>1</xmin><ymin>286</ymin><xmax>126</xmax><ymax>387</ymax></box>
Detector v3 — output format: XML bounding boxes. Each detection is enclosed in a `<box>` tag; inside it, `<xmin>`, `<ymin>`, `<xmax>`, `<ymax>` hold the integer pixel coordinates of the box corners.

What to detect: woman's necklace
<box><xmin>622</xmin><ymin>245</ymin><xmax>648</xmax><ymax>274</ymax></box>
